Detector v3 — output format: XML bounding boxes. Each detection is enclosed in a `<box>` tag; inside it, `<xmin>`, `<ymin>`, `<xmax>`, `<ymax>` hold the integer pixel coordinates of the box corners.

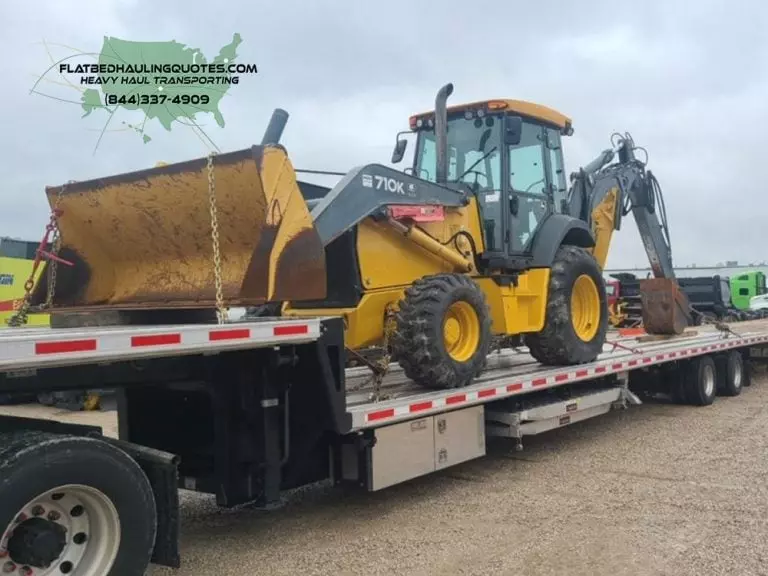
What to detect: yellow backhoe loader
<box><xmin>25</xmin><ymin>83</ymin><xmax>693</xmax><ymax>390</ymax></box>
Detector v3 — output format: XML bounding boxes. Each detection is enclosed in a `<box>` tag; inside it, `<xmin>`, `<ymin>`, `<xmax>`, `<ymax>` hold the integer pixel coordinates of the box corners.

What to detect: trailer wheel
<box><xmin>682</xmin><ymin>356</ymin><xmax>717</xmax><ymax>406</ymax></box>
<box><xmin>0</xmin><ymin>432</ymin><xmax>156</xmax><ymax>576</ymax></box>
<box><xmin>716</xmin><ymin>351</ymin><xmax>744</xmax><ymax>397</ymax></box>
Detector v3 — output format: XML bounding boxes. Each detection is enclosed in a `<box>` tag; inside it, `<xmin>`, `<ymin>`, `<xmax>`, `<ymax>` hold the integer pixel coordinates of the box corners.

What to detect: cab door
<box><xmin>504</xmin><ymin>120</ymin><xmax>553</xmax><ymax>254</ymax></box>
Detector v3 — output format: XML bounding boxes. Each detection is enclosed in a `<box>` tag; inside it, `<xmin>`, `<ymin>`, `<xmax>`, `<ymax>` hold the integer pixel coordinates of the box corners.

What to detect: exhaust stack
<box><xmin>434</xmin><ymin>83</ymin><xmax>454</xmax><ymax>185</ymax></box>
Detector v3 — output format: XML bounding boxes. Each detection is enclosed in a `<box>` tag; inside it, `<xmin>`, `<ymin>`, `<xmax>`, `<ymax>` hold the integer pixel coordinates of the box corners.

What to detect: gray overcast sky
<box><xmin>2</xmin><ymin>0</ymin><xmax>767</xmax><ymax>269</ymax></box>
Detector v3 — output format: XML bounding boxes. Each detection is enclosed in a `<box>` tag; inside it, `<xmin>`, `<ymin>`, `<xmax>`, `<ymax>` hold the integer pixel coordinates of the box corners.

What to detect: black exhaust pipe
<box><xmin>434</xmin><ymin>83</ymin><xmax>454</xmax><ymax>185</ymax></box>
<box><xmin>261</xmin><ymin>108</ymin><xmax>289</xmax><ymax>145</ymax></box>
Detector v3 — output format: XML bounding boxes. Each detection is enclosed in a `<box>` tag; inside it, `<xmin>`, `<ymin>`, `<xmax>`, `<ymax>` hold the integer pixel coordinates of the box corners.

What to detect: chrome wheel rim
<box><xmin>1</xmin><ymin>484</ymin><xmax>120</xmax><ymax>576</ymax></box>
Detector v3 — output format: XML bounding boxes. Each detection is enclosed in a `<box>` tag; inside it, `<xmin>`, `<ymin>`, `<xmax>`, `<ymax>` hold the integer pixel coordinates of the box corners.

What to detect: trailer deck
<box><xmin>3</xmin><ymin>317</ymin><xmax>768</xmax><ymax>429</ymax></box>
<box><xmin>345</xmin><ymin>320</ymin><xmax>768</xmax><ymax>428</ymax></box>
<box><xmin>2</xmin><ymin>315</ymin><xmax>768</xmax><ymax>574</ymax></box>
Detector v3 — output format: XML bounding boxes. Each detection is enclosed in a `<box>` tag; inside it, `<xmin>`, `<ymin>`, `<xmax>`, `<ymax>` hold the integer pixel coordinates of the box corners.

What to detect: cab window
<box><xmin>508</xmin><ymin>123</ymin><xmax>546</xmax><ymax>196</ymax></box>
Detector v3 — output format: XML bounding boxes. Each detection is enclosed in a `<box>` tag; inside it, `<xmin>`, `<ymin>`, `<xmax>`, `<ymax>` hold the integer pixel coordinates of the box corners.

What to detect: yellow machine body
<box><xmin>282</xmin><ymin>198</ymin><xmax>552</xmax><ymax>349</ymax></box>
<box><xmin>29</xmin><ymin>92</ymin><xmax>602</xmax><ymax>360</ymax></box>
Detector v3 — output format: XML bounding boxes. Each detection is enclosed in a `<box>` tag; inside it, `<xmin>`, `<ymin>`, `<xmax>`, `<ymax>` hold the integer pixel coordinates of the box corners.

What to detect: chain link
<box><xmin>6</xmin><ymin>184</ymin><xmax>68</xmax><ymax>328</ymax></box>
<box><xmin>206</xmin><ymin>151</ymin><xmax>227</xmax><ymax>325</ymax></box>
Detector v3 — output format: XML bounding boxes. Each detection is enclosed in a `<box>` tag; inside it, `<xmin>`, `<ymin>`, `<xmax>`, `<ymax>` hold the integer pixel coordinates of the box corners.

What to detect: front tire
<box><xmin>526</xmin><ymin>245</ymin><xmax>609</xmax><ymax>366</ymax></box>
<box><xmin>391</xmin><ymin>274</ymin><xmax>492</xmax><ymax>389</ymax></box>
<box><xmin>0</xmin><ymin>432</ymin><xmax>157</xmax><ymax>576</ymax></box>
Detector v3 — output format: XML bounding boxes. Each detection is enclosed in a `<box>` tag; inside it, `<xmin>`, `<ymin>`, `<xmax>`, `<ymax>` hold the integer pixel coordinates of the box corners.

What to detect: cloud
<box><xmin>1</xmin><ymin>0</ymin><xmax>767</xmax><ymax>273</ymax></box>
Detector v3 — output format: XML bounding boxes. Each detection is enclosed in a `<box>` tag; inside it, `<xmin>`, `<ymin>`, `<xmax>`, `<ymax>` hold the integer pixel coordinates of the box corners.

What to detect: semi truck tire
<box><xmin>682</xmin><ymin>356</ymin><xmax>717</xmax><ymax>406</ymax></box>
<box><xmin>0</xmin><ymin>431</ymin><xmax>156</xmax><ymax>576</ymax></box>
<box><xmin>716</xmin><ymin>350</ymin><xmax>744</xmax><ymax>397</ymax></box>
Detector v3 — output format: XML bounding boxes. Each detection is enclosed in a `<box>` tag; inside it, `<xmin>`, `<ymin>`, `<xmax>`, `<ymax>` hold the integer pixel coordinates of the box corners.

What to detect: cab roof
<box><xmin>409</xmin><ymin>98</ymin><xmax>573</xmax><ymax>135</ymax></box>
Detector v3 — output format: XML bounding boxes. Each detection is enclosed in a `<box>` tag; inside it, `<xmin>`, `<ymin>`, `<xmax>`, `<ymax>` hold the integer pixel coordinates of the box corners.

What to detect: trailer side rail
<box><xmin>0</xmin><ymin>317</ymin><xmax>325</xmax><ymax>370</ymax></box>
<box><xmin>347</xmin><ymin>326</ymin><xmax>768</xmax><ymax>430</ymax></box>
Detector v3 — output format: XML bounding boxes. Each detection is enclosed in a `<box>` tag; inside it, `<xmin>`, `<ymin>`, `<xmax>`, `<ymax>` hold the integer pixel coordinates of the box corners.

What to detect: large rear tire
<box><xmin>526</xmin><ymin>245</ymin><xmax>608</xmax><ymax>366</ymax></box>
<box><xmin>0</xmin><ymin>432</ymin><xmax>157</xmax><ymax>576</ymax></box>
<box><xmin>391</xmin><ymin>274</ymin><xmax>492</xmax><ymax>389</ymax></box>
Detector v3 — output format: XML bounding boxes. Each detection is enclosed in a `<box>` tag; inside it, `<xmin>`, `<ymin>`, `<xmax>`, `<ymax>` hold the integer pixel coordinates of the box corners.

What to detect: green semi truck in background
<box><xmin>730</xmin><ymin>271</ymin><xmax>767</xmax><ymax>310</ymax></box>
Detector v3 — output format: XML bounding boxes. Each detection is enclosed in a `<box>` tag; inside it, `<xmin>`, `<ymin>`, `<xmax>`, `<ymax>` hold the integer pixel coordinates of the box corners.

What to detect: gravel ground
<box><xmin>4</xmin><ymin>373</ymin><xmax>768</xmax><ymax>576</ymax></box>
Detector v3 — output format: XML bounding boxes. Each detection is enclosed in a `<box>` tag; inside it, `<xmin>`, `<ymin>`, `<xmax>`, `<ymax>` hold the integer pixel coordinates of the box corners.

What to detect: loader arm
<box><xmin>567</xmin><ymin>133</ymin><xmax>693</xmax><ymax>333</ymax></box>
<box><xmin>310</xmin><ymin>164</ymin><xmax>468</xmax><ymax>247</ymax></box>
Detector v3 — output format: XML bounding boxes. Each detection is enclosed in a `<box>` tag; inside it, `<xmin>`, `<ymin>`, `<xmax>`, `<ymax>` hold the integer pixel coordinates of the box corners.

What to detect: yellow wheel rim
<box><xmin>571</xmin><ymin>274</ymin><xmax>601</xmax><ymax>342</ymax></box>
<box><xmin>443</xmin><ymin>301</ymin><xmax>481</xmax><ymax>362</ymax></box>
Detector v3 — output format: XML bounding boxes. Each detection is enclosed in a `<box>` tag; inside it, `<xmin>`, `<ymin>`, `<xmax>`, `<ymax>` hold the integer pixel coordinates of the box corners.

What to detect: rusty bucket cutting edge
<box><xmin>638</xmin><ymin>277</ymin><xmax>692</xmax><ymax>335</ymax></box>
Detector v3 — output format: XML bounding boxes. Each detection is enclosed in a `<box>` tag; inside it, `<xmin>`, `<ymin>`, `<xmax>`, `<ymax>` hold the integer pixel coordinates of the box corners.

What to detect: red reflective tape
<box><xmin>554</xmin><ymin>373</ymin><xmax>569</xmax><ymax>382</ymax></box>
<box><xmin>368</xmin><ymin>408</ymin><xmax>395</xmax><ymax>422</ymax></box>
<box><xmin>656</xmin><ymin>354</ymin><xmax>665</xmax><ymax>361</ymax></box>
<box><xmin>131</xmin><ymin>333</ymin><xmax>181</xmax><ymax>347</ymax></box>
<box><xmin>532</xmin><ymin>377</ymin><xmax>548</xmax><ymax>387</ymax></box>
<box><xmin>611</xmin><ymin>363</ymin><xmax>624</xmax><ymax>370</ymax></box>
<box><xmin>478</xmin><ymin>388</ymin><xmax>496</xmax><ymax>398</ymax></box>
<box><xmin>35</xmin><ymin>339</ymin><xmax>97</xmax><ymax>355</ymax></box>
<box><xmin>595</xmin><ymin>366</ymin><xmax>607</xmax><ymax>373</ymax></box>
<box><xmin>409</xmin><ymin>401</ymin><xmax>432</xmax><ymax>413</ymax></box>
<box><xmin>0</xmin><ymin>300</ymin><xmax>16</xmax><ymax>312</ymax></box>
<box><xmin>209</xmin><ymin>328</ymin><xmax>250</xmax><ymax>341</ymax></box>
<box><xmin>642</xmin><ymin>357</ymin><xmax>652</xmax><ymax>364</ymax></box>
<box><xmin>628</xmin><ymin>359</ymin><xmax>638</xmax><ymax>366</ymax></box>
<box><xmin>575</xmin><ymin>369</ymin><xmax>589</xmax><ymax>378</ymax></box>
<box><xmin>446</xmin><ymin>394</ymin><xmax>466</xmax><ymax>405</ymax></box>
<box><xmin>669</xmin><ymin>352</ymin><xmax>677</xmax><ymax>358</ymax></box>
<box><xmin>690</xmin><ymin>348</ymin><xmax>698</xmax><ymax>353</ymax></box>
<box><xmin>507</xmin><ymin>383</ymin><xmax>523</xmax><ymax>392</ymax></box>
<box><xmin>274</xmin><ymin>324</ymin><xmax>309</xmax><ymax>336</ymax></box>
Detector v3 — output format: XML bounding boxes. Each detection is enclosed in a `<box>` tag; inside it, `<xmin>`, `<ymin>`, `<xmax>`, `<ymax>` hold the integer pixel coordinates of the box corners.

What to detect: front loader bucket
<box><xmin>639</xmin><ymin>277</ymin><xmax>692</xmax><ymax>335</ymax></box>
<box><xmin>30</xmin><ymin>145</ymin><xmax>327</xmax><ymax>311</ymax></box>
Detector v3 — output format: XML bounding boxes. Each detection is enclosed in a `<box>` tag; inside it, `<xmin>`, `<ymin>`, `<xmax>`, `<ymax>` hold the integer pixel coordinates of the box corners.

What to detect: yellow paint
<box><xmin>358</xmin><ymin>197</ymin><xmax>485</xmax><ymax>290</ymax></box>
<box><xmin>410</xmin><ymin>98</ymin><xmax>572</xmax><ymax>132</ymax></box>
<box><xmin>475</xmin><ymin>269</ymin><xmax>551</xmax><ymax>335</ymax></box>
<box><xmin>282</xmin><ymin>288</ymin><xmax>404</xmax><ymax>349</ymax></box>
<box><xmin>0</xmin><ymin>257</ymin><xmax>50</xmax><ymax>327</ymax></box>
<box><xmin>571</xmin><ymin>274</ymin><xmax>601</xmax><ymax>341</ymax></box>
<box><xmin>44</xmin><ymin>145</ymin><xmax>322</xmax><ymax>308</ymax></box>
<box><xmin>443</xmin><ymin>300</ymin><xmax>481</xmax><ymax>362</ymax></box>
<box><xmin>259</xmin><ymin>147</ymin><xmax>324</xmax><ymax>301</ymax></box>
<box><xmin>587</xmin><ymin>188</ymin><xmax>619</xmax><ymax>270</ymax></box>
<box><xmin>285</xmin><ymin>271</ymin><xmax>551</xmax><ymax>349</ymax></box>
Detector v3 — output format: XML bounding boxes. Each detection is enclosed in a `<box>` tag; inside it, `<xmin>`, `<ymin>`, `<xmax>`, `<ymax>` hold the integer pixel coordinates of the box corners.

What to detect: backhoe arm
<box><xmin>567</xmin><ymin>133</ymin><xmax>693</xmax><ymax>333</ymax></box>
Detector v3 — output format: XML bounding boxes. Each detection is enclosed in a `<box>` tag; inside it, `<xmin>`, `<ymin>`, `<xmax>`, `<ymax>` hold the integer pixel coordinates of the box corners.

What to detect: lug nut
<box><xmin>31</xmin><ymin>506</ymin><xmax>44</xmax><ymax>517</ymax></box>
<box><xmin>2</xmin><ymin>562</ymin><xmax>15</xmax><ymax>574</ymax></box>
<box><xmin>47</xmin><ymin>511</ymin><xmax>61</xmax><ymax>522</ymax></box>
<box><xmin>18</xmin><ymin>567</ymin><xmax>33</xmax><ymax>576</ymax></box>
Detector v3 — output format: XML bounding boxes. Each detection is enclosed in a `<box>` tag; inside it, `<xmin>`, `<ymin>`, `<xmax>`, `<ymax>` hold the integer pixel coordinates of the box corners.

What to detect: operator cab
<box><xmin>393</xmin><ymin>99</ymin><xmax>573</xmax><ymax>266</ymax></box>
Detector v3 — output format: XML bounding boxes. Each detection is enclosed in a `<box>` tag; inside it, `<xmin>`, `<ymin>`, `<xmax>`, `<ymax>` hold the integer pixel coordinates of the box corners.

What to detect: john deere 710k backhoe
<box><xmin>24</xmin><ymin>83</ymin><xmax>692</xmax><ymax>390</ymax></box>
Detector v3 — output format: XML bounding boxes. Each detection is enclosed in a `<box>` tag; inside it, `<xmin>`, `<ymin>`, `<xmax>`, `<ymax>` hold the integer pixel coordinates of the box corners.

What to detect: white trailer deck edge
<box><xmin>3</xmin><ymin>316</ymin><xmax>767</xmax><ymax>432</ymax></box>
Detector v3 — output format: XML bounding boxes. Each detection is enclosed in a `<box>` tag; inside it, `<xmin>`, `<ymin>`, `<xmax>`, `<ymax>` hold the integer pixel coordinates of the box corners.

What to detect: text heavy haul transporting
<box><xmin>1</xmin><ymin>316</ymin><xmax>768</xmax><ymax>574</ymax></box>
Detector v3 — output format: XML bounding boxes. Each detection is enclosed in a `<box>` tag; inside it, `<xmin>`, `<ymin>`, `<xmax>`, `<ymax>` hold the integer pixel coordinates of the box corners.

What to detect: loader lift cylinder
<box><xmin>261</xmin><ymin>108</ymin><xmax>290</xmax><ymax>145</ymax></box>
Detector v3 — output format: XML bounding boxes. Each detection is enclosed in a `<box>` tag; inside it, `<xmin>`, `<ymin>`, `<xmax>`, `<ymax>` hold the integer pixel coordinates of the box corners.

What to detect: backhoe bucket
<box><xmin>638</xmin><ymin>277</ymin><xmax>692</xmax><ymax>335</ymax></box>
<box><xmin>29</xmin><ymin>145</ymin><xmax>327</xmax><ymax>311</ymax></box>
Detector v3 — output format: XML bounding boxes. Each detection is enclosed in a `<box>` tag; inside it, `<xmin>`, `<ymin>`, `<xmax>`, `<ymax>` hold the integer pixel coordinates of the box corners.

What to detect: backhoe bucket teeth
<box><xmin>29</xmin><ymin>145</ymin><xmax>327</xmax><ymax>311</ymax></box>
<box><xmin>638</xmin><ymin>277</ymin><xmax>692</xmax><ymax>335</ymax></box>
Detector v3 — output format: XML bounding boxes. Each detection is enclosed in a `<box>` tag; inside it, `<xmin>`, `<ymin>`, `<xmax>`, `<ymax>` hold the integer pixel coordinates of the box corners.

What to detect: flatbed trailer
<box><xmin>1</xmin><ymin>317</ymin><xmax>768</xmax><ymax>575</ymax></box>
